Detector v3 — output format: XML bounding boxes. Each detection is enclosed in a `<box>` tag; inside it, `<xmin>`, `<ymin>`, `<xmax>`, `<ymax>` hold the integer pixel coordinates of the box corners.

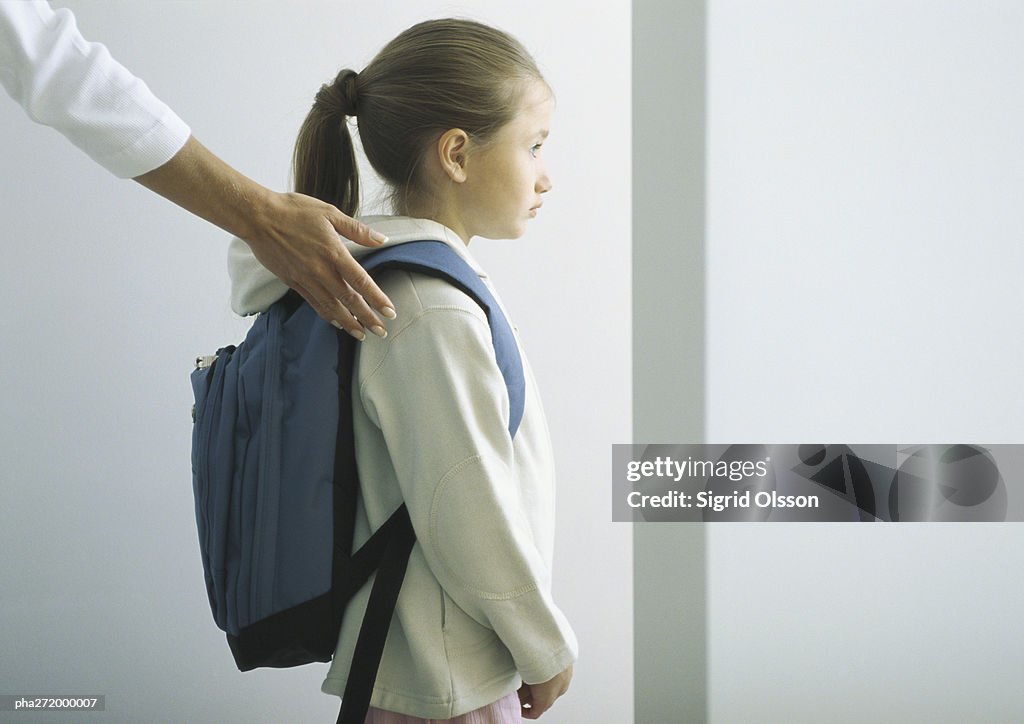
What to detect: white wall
<box><xmin>707</xmin><ymin>1</ymin><xmax>1024</xmax><ymax>721</ymax></box>
<box><xmin>0</xmin><ymin>2</ymin><xmax>630</xmax><ymax>722</ymax></box>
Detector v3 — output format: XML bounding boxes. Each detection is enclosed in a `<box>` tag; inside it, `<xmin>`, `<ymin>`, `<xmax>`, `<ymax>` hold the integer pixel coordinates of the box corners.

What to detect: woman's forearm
<box><xmin>135</xmin><ymin>135</ymin><xmax>394</xmax><ymax>336</ymax></box>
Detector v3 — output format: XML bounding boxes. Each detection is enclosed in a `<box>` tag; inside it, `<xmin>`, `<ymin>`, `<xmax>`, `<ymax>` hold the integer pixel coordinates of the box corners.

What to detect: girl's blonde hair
<box><xmin>293</xmin><ymin>18</ymin><xmax>545</xmax><ymax>216</ymax></box>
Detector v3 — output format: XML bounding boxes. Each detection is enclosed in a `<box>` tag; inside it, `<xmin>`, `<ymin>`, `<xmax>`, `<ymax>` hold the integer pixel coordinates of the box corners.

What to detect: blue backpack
<box><xmin>189</xmin><ymin>240</ymin><xmax>525</xmax><ymax>724</ymax></box>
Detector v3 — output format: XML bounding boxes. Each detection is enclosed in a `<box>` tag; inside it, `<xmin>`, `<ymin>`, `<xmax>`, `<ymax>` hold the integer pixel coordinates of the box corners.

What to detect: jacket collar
<box><xmin>350</xmin><ymin>216</ymin><xmax>487</xmax><ymax>279</ymax></box>
<box><xmin>228</xmin><ymin>215</ymin><xmax>486</xmax><ymax>316</ymax></box>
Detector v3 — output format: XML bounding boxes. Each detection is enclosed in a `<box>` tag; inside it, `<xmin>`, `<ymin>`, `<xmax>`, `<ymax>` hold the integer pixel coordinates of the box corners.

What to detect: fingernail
<box><xmin>335</xmin><ymin>322</ymin><xmax>365</xmax><ymax>341</ymax></box>
<box><xmin>370</xmin><ymin>230</ymin><xmax>388</xmax><ymax>243</ymax></box>
<box><xmin>381</xmin><ymin>306</ymin><xmax>397</xmax><ymax>319</ymax></box>
<box><xmin>370</xmin><ymin>325</ymin><xmax>388</xmax><ymax>338</ymax></box>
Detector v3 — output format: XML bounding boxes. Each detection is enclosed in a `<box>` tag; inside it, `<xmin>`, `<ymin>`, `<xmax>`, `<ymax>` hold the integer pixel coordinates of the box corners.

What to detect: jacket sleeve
<box><xmin>359</xmin><ymin>301</ymin><xmax>578</xmax><ymax>685</ymax></box>
<box><xmin>0</xmin><ymin>0</ymin><xmax>190</xmax><ymax>178</ymax></box>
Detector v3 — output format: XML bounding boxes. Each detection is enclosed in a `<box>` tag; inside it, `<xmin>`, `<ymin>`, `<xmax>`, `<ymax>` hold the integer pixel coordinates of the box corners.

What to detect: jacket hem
<box><xmin>321</xmin><ymin>670</ymin><xmax>520</xmax><ymax>720</ymax></box>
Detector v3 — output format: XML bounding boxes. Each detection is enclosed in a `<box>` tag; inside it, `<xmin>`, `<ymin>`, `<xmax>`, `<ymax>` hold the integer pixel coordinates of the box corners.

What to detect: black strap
<box><xmin>331</xmin><ymin>319</ymin><xmax>417</xmax><ymax>724</ymax></box>
<box><xmin>336</xmin><ymin>506</ymin><xmax>416</xmax><ymax>724</ymax></box>
<box><xmin>333</xmin><ymin>326</ymin><xmax>360</xmax><ymax>578</ymax></box>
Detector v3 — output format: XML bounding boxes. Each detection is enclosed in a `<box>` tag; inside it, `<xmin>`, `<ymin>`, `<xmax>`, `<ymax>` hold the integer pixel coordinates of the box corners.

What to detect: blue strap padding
<box><xmin>360</xmin><ymin>240</ymin><xmax>525</xmax><ymax>437</ymax></box>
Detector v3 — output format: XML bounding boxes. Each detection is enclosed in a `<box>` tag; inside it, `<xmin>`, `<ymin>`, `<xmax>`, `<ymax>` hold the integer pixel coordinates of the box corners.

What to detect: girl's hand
<box><xmin>517</xmin><ymin>664</ymin><xmax>573</xmax><ymax>719</ymax></box>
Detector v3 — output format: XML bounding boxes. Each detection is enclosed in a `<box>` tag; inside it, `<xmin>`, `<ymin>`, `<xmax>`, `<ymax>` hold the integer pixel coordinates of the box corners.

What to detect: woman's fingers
<box><xmin>248</xmin><ymin>192</ymin><xmax>397</xmax><ymax>336</ymax></box>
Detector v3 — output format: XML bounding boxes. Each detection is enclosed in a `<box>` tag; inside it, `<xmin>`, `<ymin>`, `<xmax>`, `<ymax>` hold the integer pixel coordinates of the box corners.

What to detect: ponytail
<box><xmin>292</xmin><ymin>69</ymin><xmax>361</xmax><ymax>216</ymax></box>
<box><xmin>294</xmin><ymin>20</ymin><xmax>545</xmax><ymax>216</ymax></box>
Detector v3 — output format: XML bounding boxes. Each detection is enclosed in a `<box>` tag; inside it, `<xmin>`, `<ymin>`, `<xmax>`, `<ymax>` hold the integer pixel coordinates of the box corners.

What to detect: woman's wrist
<box><xmin>233</xmin><ymin>183</ymin><xmax>280</xmax><ymax>248</ymax></box>
<box><xmin>135</xmin><ymin>135</ymin><xmax>261</xmax><ymax>239</ymax></box>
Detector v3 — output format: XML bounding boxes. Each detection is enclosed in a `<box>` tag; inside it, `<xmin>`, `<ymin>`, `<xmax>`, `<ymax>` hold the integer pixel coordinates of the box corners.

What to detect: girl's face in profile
<box><xmin>458</xmin><ymin>80</ymin><xmax>554</xmax><ymax>241</ymax></box>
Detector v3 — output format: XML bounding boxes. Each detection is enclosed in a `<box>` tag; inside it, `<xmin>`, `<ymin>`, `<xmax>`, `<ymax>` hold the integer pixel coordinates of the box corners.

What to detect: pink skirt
<box><xmin>364</xmin><ymin>691</ymin><xmax>522</xmax><ymax>724</ymax></box>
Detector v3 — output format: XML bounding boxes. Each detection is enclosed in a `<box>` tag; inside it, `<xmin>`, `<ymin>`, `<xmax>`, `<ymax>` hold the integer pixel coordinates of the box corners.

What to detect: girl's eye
<box><xmin>530</xmin><ymin>144</ymin><xmax>543</xmax><ymax>158</ymax></box>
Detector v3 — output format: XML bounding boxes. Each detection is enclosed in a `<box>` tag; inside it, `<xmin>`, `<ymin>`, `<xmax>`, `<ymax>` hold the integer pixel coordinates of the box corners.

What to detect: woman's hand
<box><xmin>244</xmin><ymin>190</ymin><xmax>396</xmax><ymax>338</ymax></box>
<box><xmin>135</xmin><ymin>135</ymin><xmax>396</xmax><ymax>338</ymax></box>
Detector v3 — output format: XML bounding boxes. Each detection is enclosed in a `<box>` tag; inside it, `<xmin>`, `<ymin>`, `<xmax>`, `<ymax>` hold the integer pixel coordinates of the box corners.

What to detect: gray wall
<box><xmin>633</xmin><ymin>1</ymin><xmax>707</xmax><ymax>722</ymax></box>
<box><xmin>0</xmin><ymin>2</ymin><xmax>630</xmax><ymax>722</ymax></box>
<box><xmin>706</xmin><ymin>1</ymin><xmax>1024</xmax><ymax>722</ymax></box>
<box><xmin>632</xmin><ymin>1</ymin><xmax>1024</xmax><ymax>722</ymax></box>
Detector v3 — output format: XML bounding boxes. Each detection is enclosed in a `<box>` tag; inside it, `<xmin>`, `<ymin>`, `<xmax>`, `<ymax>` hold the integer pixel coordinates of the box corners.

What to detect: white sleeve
<box><xmin>0</xmin><ymin>0</ymin><xmax>190</xmax><ymax>178</ymax></box>
<box><xmin>361</xmin><ymin>302</ymin><xmax>578</xmax><ymax>685</ymax></box>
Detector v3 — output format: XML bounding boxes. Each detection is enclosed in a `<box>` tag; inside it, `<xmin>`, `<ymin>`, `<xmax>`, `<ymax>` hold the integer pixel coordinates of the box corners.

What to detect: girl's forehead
<box><xmin>519</xmin><ymin>79</ymin><xmax>555</xmax><ymax>110</ymax></box>
<box><xmin>473</xmin><ymin>80</ymin><xmax>552</xmax><ymax>147</ymax></box>
<box><xmin>510</xmin><ymin>81</ymin><xmax>554</xmax><ymax>129</ymax></box>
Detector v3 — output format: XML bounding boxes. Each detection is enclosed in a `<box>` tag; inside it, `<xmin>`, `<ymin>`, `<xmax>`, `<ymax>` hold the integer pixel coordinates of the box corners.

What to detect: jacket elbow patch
<box><xmin>429</xmin><ymin>455</ymin><xmax>540</xmax><ymax>601</ymax></box>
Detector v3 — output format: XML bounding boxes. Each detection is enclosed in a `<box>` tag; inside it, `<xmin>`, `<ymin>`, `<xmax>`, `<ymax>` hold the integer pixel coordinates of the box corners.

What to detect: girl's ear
<box><xmin>437</xmin><ymin>128</ymin><xmax>470</xmax><ymax>183</ymax></box>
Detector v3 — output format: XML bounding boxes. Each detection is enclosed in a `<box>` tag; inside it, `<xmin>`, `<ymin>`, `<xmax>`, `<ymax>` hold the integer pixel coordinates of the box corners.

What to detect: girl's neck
<box><xmin>401</xmin><ymin>198</ymin><xmax>471</xmax><ymax>245</ymax></box>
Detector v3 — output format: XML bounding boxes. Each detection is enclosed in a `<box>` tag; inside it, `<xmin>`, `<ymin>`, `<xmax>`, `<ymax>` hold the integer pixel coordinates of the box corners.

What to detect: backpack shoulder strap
<box><xmin>360</xmin><ymin>240</ymin><xmax>525</xmax><ymax>437</ymax></box>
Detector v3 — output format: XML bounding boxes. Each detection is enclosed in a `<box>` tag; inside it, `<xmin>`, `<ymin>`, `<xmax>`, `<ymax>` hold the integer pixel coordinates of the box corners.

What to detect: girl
<box><xmin>227</xmin><ymin>19</ymin><xmax>577</xmax><ymax>723</ymax></box>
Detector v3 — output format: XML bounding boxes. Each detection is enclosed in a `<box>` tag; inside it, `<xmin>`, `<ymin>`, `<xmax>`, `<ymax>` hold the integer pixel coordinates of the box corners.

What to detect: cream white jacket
<box><xmin>228</xmin><ymin>217</ymin><xmax>578</xmax><ymax>718</ymax></box>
